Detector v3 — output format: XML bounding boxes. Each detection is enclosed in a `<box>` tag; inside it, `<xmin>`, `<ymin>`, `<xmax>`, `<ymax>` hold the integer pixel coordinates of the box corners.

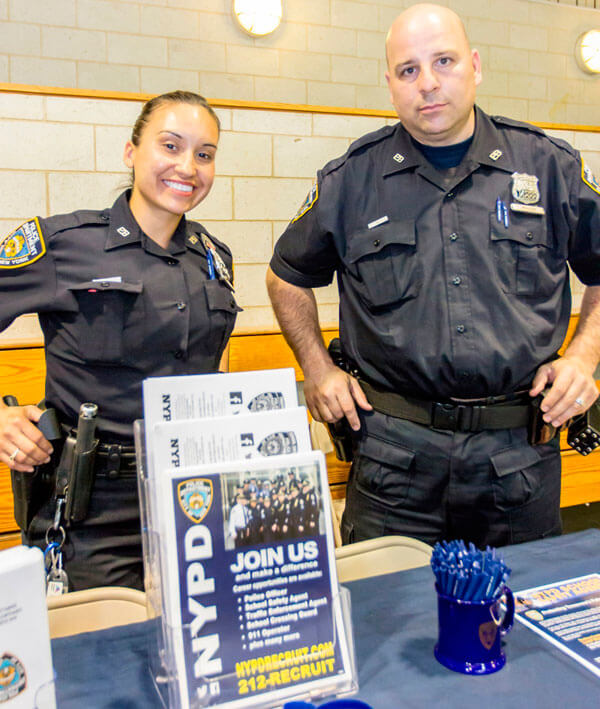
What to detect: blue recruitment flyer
<box><xmin>515</xmin><ymin>573</ymin><xmax>600</xmax><ymax>678</ymax></box>
<box><xmin>157</xmin><ymin>451</ymin><xmax>352</xmax><ymax>708</ymax></box>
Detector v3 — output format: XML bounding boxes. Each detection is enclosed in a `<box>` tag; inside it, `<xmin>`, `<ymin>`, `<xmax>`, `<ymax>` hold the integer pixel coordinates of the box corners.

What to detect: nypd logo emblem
<box><xmin>0</xmin><ymin>219</ymin><xmax>46</xmax><ymax>269</ymax></box>
<box><xmin>582</xmin><ymin>160</ymin><xmax>600</xmax><ymax>196</ymax></box>
<box><xmin>511</xmin><ymin>173</ymin><xmax>540</xmax><ymax>204</ymax></box>
<box><xmin>0</xmin><ymin>653</ymin><xmax>26</xmax><ymax>702</ymax></box>
<box><xmin>178</xmin><ymin>478</ymin><xmax>213</xmax><ymax>523</ymax></box>
<box><xmin>292</xmin><ymin>181</ymin><xmax>318</xmax><ymax>223</ymax></box>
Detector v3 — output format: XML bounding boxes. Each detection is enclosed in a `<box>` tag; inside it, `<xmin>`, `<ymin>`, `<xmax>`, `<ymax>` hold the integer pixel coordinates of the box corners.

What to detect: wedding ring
<box><xmin>8</xmin><ymin>447</ymin><xmax>20</xmax><ymax>463</ymax></box>
<box><xmin>575</xmin><ymin>397</ymin><xmax>585</xmax><ymax>407</ymax></box>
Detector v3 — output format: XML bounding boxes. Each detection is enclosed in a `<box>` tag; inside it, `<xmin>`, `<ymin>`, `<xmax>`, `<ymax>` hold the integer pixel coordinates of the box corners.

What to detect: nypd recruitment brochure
<box><xmin>157</xmin><ymin>452</ymin><xmax>353</xmax><ymax>708</ymax></box>
<box><xmin>0</xmin><ymin>546</ymin><xmax>56</xmax><ymax>709</ymax></box>
<box><xmin>142</xmin><ymin>368</ymin><xmax>299</xmax><ymax>434</ymax></box>
<box><xmin>515</xmin><ymin>573</ymin><xmax>600</xmax><ymax>678</ymax></box>
<box><xmin>151</xmin><ymin>408</ymin><xmax>312</xmax><ymax>471</ymax></box>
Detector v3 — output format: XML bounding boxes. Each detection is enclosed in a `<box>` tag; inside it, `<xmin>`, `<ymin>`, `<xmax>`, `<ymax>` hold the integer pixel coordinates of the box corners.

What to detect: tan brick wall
<box><xmin>0</xmin><ymin>0</ymin><xmax>598</xmax><ymax>122</ymax></box>
<box><xmin>0</xmin><ymin>92</ymin><xmax>596</xmax><ymax>347</ymax></box>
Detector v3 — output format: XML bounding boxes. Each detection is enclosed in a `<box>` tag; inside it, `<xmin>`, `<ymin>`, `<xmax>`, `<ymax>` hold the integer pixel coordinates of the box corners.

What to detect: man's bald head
<box><xmin>386</xmin><ymin>4</ymin><xmax>471</xmax><ymax>68</ymax></box>
<box><xmin>384</xmin><ymin>2</ymin><xmax>481</xmax><ymax>146</ymax></box>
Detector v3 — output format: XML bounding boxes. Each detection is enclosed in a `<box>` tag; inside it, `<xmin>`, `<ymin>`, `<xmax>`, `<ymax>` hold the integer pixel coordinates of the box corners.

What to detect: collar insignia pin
<box><xmin>489</xmin><ymin>149</ymin><xmax>502</xmax><ymax>161</ymax></box>
<box><xmin>116</xmin><ymin>226</ymin><xmax>130</xmax><ymax>238</ymax></box>
<box><xmin>393</xmin><ymin>153</ymin><xmax>405</xmax><ymax>163</ymax></box>
<box><xmin>188</xmin><ymin>234</ymin><xmax>199</xmax><ymax>245</ymax></box>
<box><xmin>511</xmin><ymin>172</ymin><xmax>540</xmax><ymax>204</ymax></box>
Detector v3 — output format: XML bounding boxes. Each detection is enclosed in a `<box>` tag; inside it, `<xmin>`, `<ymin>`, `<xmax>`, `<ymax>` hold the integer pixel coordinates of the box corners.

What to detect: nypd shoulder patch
<box><xmin>582</xmin><ymin>160</ymin><xmax>600</xmax><ymax>196</ymax></box>
<box><xmin>0</xmin><ymin>218</ymin><xmax>46</xmax><ymax>269</ymax></box>
<box><xmin>292</xmin><ymin>181</ymin><xmax>319</xmax><ymax>223</ymax></box>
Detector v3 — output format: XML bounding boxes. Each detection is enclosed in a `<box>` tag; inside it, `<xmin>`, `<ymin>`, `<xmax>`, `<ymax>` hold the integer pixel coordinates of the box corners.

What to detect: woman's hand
<box><xmin>0</xmin><ymin>405</ymin><xmax>53</xmax><ymax>472</ymax></box>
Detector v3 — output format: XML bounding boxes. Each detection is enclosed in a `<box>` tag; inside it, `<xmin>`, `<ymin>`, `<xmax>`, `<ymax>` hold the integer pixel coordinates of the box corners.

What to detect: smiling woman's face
<box><xmin>123</xmin><ymin>102</ymin><xmax>219</xmax><ymax>224</ymax></box>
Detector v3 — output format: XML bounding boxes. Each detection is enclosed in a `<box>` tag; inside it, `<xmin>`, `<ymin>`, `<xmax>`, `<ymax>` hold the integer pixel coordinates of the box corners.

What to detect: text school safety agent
<box><xmin>0</xmin><ymin>91</ymin><xmax>241</xmax><ymax>591</ymax></box>
<box><xmin>267</xmin><ymin>5</ymin><xmax>600</xmax><ymax>549</ymax></box>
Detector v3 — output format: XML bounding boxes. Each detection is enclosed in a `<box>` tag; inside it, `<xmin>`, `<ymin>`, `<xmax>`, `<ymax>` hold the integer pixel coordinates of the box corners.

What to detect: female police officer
<box><xmin>0</xmin><ymin>90</ymin><xmax>240</xmax><ymax>590</ymax></box>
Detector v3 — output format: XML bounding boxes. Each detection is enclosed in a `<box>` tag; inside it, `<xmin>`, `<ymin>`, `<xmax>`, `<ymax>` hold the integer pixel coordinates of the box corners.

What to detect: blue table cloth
<box><xmin>52</xmin><ymin>529</ymin><xmax>600</xmax><ymax>707</ymax></box>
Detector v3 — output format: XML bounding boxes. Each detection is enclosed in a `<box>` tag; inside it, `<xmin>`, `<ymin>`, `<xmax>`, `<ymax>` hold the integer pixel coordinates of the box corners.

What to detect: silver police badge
<box><xmin>511</xmin><ymin>173</ymin><xmax>540</xmax><ymax>204</ymax></box>
<box><xmin>178</xmin><ymin>478</ymin><xmax>213</xmax><ymax>524</ymax></box>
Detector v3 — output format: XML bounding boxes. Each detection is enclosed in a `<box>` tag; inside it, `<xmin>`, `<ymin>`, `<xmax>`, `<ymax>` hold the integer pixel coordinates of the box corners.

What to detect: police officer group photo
<box><xmin>226</xmin><ymin>471</ymin><xmax>321</xmax><ymax>550</ymax></box>
<box><xmin>1</xmin><ymin>3</ymin><xmax>599</xmax><ymax>593</ymax></box>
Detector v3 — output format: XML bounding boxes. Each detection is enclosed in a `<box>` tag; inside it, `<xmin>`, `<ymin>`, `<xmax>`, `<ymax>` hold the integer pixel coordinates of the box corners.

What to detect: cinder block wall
<box><xmin>0</xmin><ymin>0</ymin><xmax>599</xmax><ymax>122</ymax></box>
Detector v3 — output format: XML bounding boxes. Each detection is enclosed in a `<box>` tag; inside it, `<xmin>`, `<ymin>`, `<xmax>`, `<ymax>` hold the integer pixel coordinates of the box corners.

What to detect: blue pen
<box><xmin>502</xmin><ymin>201</ymin><xmax>509</xmax><ymax>228</ymax></box>
<box><xmin>206</xmin><ymin>249</ymin><xmax>216</xmax><ymax>279</ymax></box>
<box><xmin>496</xmin><ymin>197</ymin><xmax>502</xmax><ymax>223</ymax></box>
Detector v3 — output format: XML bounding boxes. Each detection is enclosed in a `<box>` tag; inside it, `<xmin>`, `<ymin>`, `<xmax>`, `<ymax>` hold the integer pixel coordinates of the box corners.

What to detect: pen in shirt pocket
<box><xmin>206</xmin><ymin>249</ymin><xmax>216</xmax><ymax>279</ymax></box>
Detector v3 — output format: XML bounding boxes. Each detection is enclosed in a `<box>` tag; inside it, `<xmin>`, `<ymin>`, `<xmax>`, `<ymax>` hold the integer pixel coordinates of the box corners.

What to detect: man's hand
<box><xmin>304</xmin><ymin>362</ymin><xmax>372</xmax><ymax>431</ymax></box>
<box><xmin>530</xmin><ymin>356</ymin><xmax>599</xmax><ymax>428</ymax></box>
<box><xmin>0</xmin><ymin>405</ymin><xmax>53</xmax><ymax>473</ymax></box>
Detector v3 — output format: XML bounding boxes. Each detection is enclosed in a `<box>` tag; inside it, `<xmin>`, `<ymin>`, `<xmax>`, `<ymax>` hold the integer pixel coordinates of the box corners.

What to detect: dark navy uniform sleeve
<box><xmin>270</xmin><ymin>172</ymin><xmax>340</xmax><ymax>288</ymax></box>
<box><xmin>0</xmin><ymin>217</ymin><xmax>58</xmax><ymax>331</ymax></box>
<box><xmin>567</xmin><ymin>154</ymin><xmax>600</xmax><ymax>286</ymax></box>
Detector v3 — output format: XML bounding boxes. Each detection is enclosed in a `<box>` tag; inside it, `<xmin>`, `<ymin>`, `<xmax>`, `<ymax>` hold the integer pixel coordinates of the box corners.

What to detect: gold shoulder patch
<box><xmin>582</xmin><ymin>160</ymin><xmax>600</xmax><ymax>196</ymax></box>
<box><xmin>292</xmin><ymin>181</ymin><xmax>319</xmax><ymax>223</ymax></box>
<box><xmin>0</xmin><ymin>218</ymin><xmax>46</xmax><ymax>269</ymax></box>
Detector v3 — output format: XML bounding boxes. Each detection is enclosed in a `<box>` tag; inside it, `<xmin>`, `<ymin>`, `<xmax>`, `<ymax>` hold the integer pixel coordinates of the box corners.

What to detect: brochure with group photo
<box><xmin>515</xmin><ymin>573</ymin><xmax>600</xmax><ymax>678</ymax></box>
<box><xmin>156</xmin><ymin>451</ymin><xmax>352</xmax><ymax>708</ymax></box>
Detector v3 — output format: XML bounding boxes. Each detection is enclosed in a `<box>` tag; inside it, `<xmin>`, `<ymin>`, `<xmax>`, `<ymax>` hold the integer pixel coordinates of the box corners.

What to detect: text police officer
<box><xmin>267</xmin><ymin>5</ymin><xmax>600</xmax><ymax>548</ymax></box>
<box><xmin>0</xmin><ymin>91</ymin><xmax>240</xmax><ymax>590</ymax></box>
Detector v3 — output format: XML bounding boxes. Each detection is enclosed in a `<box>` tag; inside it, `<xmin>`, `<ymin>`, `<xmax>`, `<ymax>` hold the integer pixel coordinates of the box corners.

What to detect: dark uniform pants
<box><xmin>24</xmin><ymin>464</ymin><xmax>143</xmax><ymax>592</ymax></box>
<box><xmin>341</xmin><ymin>409</ymin><xmax>562</xmax><ymax>548</ymax></box>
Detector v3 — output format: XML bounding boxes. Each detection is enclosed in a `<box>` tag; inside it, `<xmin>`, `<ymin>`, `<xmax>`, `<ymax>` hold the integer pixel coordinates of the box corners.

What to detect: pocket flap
<box><xmin>204</xmin><ymin>280</ymin><xmax>242</xmax><ymax>313</ymax></box>
<box><xmin>70</xmin><ymin>280</ymin><xmax>143</xmax><ymax>294</ymax></box>
<box><xmin>346</xmin><ymin>220</ymin><xmax>416</xmax><ymax>264</ymax></box>
<box><xmin>360</xmin><ymin>435</ymin><xmax>415</xmax><ymax>471</ymax></box>
<box><xmin>490</xmin><ymin>445</ymin><xmax>541</xmax><ymax>477</ymax></box>
<box><xmin>489</xmin><ymin>213</ymin><xmax>546</xmax><ymax>247</ymax></box>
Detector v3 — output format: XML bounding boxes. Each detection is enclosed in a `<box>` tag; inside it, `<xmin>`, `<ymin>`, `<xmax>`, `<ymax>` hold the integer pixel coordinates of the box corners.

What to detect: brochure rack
<box><xmin>134</xmin><ymin>420</ymin><xmax>358</xmax><ymax>709</ymax></box>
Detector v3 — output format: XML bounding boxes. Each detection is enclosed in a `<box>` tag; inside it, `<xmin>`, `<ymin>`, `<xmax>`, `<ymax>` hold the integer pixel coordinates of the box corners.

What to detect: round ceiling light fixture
<box><xmin>232</xmin><ymin>0</ymin><xmax>283</xmax><ymax>37</ymax></box>
<box><xmin>575</xmin><ymin>30</ymin><xmax>600</xmax><ymax>74</ymax></box>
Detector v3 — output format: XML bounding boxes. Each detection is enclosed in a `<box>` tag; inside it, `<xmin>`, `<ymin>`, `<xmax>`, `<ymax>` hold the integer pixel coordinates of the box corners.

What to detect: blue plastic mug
<box><xmin>434</xmin><ymin>584</ymin><xmax>515</xmax><ymax>675</ymax></box>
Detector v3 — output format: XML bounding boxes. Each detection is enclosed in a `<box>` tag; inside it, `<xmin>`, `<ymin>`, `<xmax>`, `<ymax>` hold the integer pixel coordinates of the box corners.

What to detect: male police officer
<box><xmin>267</xmin><ymin>4</ymin><xmax>600</xmax><ymax>548</ymax></box>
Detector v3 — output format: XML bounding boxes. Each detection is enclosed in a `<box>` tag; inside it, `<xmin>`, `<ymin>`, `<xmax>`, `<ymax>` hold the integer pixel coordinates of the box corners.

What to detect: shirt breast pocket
<box><xmin>489</xmin><ymin>213</ymin><xmax>560</xmax><ymax>297</ymax></box>
<box><xmin>345</xmin><ymin>220</ymin><xmax>422</xmax><ymax>309</ymax></box>
<box><xmin>69</xmin><ymin>280</ymin><xmax>144</xmax><ymax>364</ymax></box>
<box><xmin>203</xmin><ymin>280</ymin><xmax>242</xmax><ymax>356</ymax></box>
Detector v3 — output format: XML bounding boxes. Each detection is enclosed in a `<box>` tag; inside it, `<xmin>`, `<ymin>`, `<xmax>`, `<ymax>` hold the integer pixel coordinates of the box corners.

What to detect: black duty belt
<box><xmin>95</xmin><ymin>443</ymin><xmax>137</xmax><ymax>479</ymax></box>
<box><xmin>359</xmin><ymin>380</ymin><xmax>531</xmax><ymax>433</ymax></box>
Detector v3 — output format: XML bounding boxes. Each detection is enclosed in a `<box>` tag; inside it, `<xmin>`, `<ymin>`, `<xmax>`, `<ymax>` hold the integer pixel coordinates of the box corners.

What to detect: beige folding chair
<box><xmin>46</xmin><ymin>586</ymin><xmax>148</xmax><ymax>638</ymax></box>
<box><xmin>335</xmin><ymin>535</ymin><xmax>433</xmax><ymax>583</ymax></box>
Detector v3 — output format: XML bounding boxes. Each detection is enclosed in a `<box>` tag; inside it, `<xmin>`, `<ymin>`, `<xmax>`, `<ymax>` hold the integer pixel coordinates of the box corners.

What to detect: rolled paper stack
<box><xmin>431</xmin><ymin>540</ymin><xmax>511</xmax><ymax>601</ymax></box>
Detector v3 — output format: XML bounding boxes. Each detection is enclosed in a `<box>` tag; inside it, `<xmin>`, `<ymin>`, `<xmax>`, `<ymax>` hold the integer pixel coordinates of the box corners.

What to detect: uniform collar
<box><xmin>105</xmin><ymin>190</ymin><xmax>187</xmax><ymax>256</ymax></box>
<box><xmin>382</xmin><ymin>106</ymin><xmax>517</xmax><ymax>177</ymax></box>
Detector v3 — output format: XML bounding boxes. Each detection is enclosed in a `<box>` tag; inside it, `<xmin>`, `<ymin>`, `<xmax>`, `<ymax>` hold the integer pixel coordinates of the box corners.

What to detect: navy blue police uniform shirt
<box><xmin>270</xmin><ymin>106</ymin><xmax>600</xmax><ymax>401</ymax></box>
<box><xmin>0</xmin><ymin>190</ymin><xmax>241</xmax><ymax>440</ymax></box>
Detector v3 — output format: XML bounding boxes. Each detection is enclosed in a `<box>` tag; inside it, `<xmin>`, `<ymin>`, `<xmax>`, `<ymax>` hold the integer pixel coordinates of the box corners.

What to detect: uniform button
<box><xmin>167</xmin><ymin>259</ymin><xmax>177</xmax><ymax>266</ymax></box>
<box><xmin>229</xmin><ymin>300</ymin><xmax>236</xmax><ymax>308</ymax></box>
<box><xmin>449</xmin><ymin>232</ymin><xmax>458</xmax><ymax>241</ymax></box>
<box><xmin>176</xmin><ymin>302</ymin><xmax>187</xmax><ymax>310</ymax></box>
<box><xmin>373</xmin><ymin>239</ymin><xmax>380</xmax><ymax>247</ymax></box>
<box><xmin>174</xmin><ymin>350</ymin><xmax>184</xmax><ymax>359</ymax></box>
<box><xmin>100</xmin><ymin>213</ymin><xmax>109</xmax><ymax>221</ymax></box>
<box><xmin>526</xmin><ymin>232</ymin><xmax>533</xmax><ymax>240</ymax></box>
<box><xmin>446</xmin><ymin>192</ymin><xmax>455</xmax><ymax>200</ymax></box>
<box><xmin>100</xmin><ymin>281</ymin><xmax>110</xmax><ymax>289</ymax></box>
<box><xmin>456</xmin><ymin>325</ymin><xmax>465</xmax><ymax>333</ymax></box>
<box><xmin>452</xmin><ymin>276</ymin><xmax>461</xmax><ymax>286</ymax></box>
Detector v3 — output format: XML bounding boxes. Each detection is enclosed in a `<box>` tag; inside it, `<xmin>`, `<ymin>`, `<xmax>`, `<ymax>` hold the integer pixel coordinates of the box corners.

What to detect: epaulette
<box><xmin>321</xmin><ymin>124</ymin><xmax>397</xmax><ymax>177</ymax></box>
<box><xmin>492</xmin><ymin>115</ymin><xmax>577</xmax><ymax>157</ymax></box>
<box><xmin>42</xmin><ymin>209</ymin><xmax>108</xmax><ymax>237</ymax></box>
